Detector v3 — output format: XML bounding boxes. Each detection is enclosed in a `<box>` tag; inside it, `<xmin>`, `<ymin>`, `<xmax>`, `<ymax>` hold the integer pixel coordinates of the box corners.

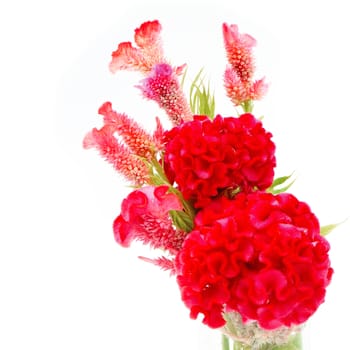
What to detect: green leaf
<box><xmin>267</xmin><ymin>172</ymin><xmax>296</xmax><ymax>194</ymax></box>
<box><xmin>188</xmin><ymin>68</ymin><xmax>215</xmax><ymax>119</ymax></box>
<box><xmin>169</xmin><ymin>210</ymin><xmax>194</xmax><ymax>232</ymax></box>
<box><xmin>271</xmin><ymin>172</ymin><xmax>294</xmax><ymax>187</ymax></box>
<box><xmin>270</xmin><ymin>179</ymin><xmax>296</xmax><ymax>194</ymax></box>
<box><xmin>320</xmin><ymin>219</ymin><xmax>347</xmax><ymax>236</ymax></box>
<box><xmin>180</xmin><ymin>66</ymin><xmax>188</xmax><ymax>88</ymax></box>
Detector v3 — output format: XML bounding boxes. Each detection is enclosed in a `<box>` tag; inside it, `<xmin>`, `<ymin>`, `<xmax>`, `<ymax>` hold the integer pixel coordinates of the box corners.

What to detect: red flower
<box><xmin>164</xmin><ymin>114</ymin><xmax>276</xmax><ymax>208</ymax></box>
<box><xmin>175</xmin><ymin>192</ymin><xmax>333</xmax><ymax>330</ymax></box>
<box><xmin>114</xmin><ymin>185</ymin><xmax>185</xmax><ymax>254</ymax></box>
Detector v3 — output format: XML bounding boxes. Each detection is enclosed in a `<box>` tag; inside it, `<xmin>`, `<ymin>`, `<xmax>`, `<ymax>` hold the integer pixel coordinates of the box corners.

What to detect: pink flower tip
<box><xmin>222</xmin><ymin>23</ymin><xmax>256</xmax><ymax>49</ymax></box>
<box><xmin>98</xmin><ymin>101</ymin><xmax>113</xmax><ymax>115</ymax></box>
<box><xmin>134</xmin><ymin>20</ymin><xmax>162</xmax><ymax>48</ymax></box>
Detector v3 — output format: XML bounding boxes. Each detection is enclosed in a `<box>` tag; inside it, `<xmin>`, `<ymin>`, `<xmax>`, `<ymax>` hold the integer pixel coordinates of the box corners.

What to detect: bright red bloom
<box><xmin>175</xmin><ymin>192</ymin><xmax>333</xmax><ymax>330</ymax></box>
<box><xmin>109</xmin><ymin>20</ymin><xmax>165</xmax><ymax>74</ymax></box>
<box><xmin>139</xmin><ymin>63</ymin><xmax>192</xmax><ymax>125</ymax></box>
<box><xmin>164</xmin><ymin>114</ymin><xmax>276</xmax><ymax>208</ymax></box>
<box><xmin>113</xmin><ymin>185</ymin><xmax>186</xmax><ymax>254</ymax></box>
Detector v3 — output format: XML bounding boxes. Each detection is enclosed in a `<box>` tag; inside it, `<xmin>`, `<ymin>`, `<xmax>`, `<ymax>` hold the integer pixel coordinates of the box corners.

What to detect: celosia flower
<box><xmin>224</xmin><ymin>67</ymin><xmax>248</xmax><ymax>105</ymax></box>
<box><xmin>222</xmin><ymin>23</ymin><xmax>268</xmax><ymax>107</ymax></box>
<box><xmin>139</xmin><ymin>63</ymin><xmax>193</xmax><ymax>125</ymax></box>
<box><xmin>98</xmin><ymin>101</ymin><xmax>163</xmax><ymax>158</ymax></box>
<box><xmin>113</xmin><ymin>185</ymin><xmax>186</xmax><ymax>254</ymax></box>
<box><xmin>109</xmin><ymin>20</ymin><xmax>165</xmax><ymax>74</ymax></box>
<box><xmin>164</xmin><ymin>114</ymin><xmax>276</xmax><ymax>208</ymax></box>
<box><xmin>175</xmin><ymin>192</ymin><xmax>333</xmax><ymax>330</ymax></box>
<box><xmin>222</xmin><ymin>23</ymin><xmax>256</xmax><ymax>83</ymax></box>
<box><xmin>83</xmin><ymin>125</ymin><xmax>149</xmax><ymax>185</ymax></box>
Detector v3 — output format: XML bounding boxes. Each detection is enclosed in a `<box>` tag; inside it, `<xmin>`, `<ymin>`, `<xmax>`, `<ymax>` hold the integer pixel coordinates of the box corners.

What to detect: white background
<box><xmin>1</xmin><ymin>0</ymin><xmax>349</xmax><ymax>349</ymax></box>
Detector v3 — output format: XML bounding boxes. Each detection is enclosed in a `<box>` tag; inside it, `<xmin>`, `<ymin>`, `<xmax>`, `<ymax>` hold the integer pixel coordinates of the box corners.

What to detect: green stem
<box><xmin>241</xmin><ymin>100</ymin><xmax>254</xmax><ymax>113</ymax></box>
<box><xmin>222</xmin><ymin>334</ymin><xmax>230</xmax><ymax>350</ymax></box>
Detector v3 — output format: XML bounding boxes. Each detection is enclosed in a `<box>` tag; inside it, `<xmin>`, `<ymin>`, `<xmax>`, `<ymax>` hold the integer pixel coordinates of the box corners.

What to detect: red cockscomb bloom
<box><xmin>175</xmin><ymin>192</ymin><xmax>333</xmax><ymax>330</ymax></box>
<box><xmin>164</xmin><ymin>114</ymin><xmax>276</xmax><ymax>208</ymax></box>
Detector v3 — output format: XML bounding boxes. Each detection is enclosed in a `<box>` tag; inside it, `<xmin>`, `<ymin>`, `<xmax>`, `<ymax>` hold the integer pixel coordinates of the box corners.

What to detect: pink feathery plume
<box><xmin>222</xmin><ymin>23</ymin><xmax>269</xmax><ymax>106</ymax></box>
<box><xmin>138</xmin><ymin>63</ymin><xmax>192</xmax><ymax>125</ymax></box>
<box><xmin>138</xmin><ymin>256</ymin><xmax>176</xmax><ymax>275</ymax></box>
<box><xmin>224</xmin><ymin>66</ymin><xmax>249</xmax><ymax>106</ymax></box>
<box><xmin>222</xmin><ymin>23</ymin><xmax>256</xmax><ymax>83</ymax></box>
<box><xmin>109</xmin><ymin>20</ymin><xmax>165</xmax><ymax>74</ymax></box>
<box><xmin>83</xmin><ymin>125</ymin><xmax>149</xmax><ymax>186</ymax></box>
<box><xmin>249</xmin><ymin>77</ymin><xmax>269</xmax><ymax>100</ymax></box>
<box><xmin>113</xmin><ymin>185</ymin><xmax>187</xmax><ymax>254</ymax></box>
<box><xmin>153</xmin><ymin>116</ymin><xmax>166</xmax><ymax>150</ymax></box>
<box><xmin>98</xmin><ymin>102</ymin><xmax>163</xmax><ymax>158</ymax></box>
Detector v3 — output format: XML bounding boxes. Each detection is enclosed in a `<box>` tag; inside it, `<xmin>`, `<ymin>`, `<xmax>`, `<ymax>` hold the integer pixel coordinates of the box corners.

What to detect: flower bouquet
<box><xmin>83</xmin><ymin>20</ymin><xmax>335</xmax><ymax>349</ymax></box>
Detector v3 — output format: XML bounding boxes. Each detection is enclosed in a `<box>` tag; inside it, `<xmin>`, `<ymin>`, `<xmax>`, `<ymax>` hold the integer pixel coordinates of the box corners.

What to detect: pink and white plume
<box><xmin>222</xmin><ymin>23</ymin><xmax>268</xmax><ymax>107</ymax></box>
<box><xmin>83</xmin><ymin>102</ymin><xmax>165</xmax><ymax>185</ymax></box>
<box><xmin>114</xmin><ymin>185</ymin><xmax>187</xmax><ymax>272</ymax></box>
<box><xmin>109</xmin><ymin>20</ymin><xmax>165</xmax><ymax>74</ymax></box>
<box><xmin>83</xmin><ymin>125</ymin><xmax>149</xmax><ymax>185</ymax></box>
<box><xmin>138</xmin><ymin>63</ymin><xmax>192</xmax><ymax>125</ymax></box>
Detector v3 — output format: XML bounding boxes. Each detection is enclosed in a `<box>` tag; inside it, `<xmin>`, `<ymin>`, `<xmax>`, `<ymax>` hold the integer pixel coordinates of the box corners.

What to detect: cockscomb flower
<box><xmin>139</xmin><ymin>63</ymin><xmax>193</xmax><ymax>125</ymax></box>
<box><xmin>98</xmin><ymin>101</ymin><xmax>164</xmax><ymax>158</ymax></box>
<box><xmin>109</xmin><ymin>20</ymin><xmax>165</xmax><ymax>74</ymax></box>
<box><xmin>83</xmin><ymin>124</ymin><xmax>149</xmax><ymax>185</ymax></box>
<box><xmin>222</xmin><ymin>23</ymin><xmax>268</xmax><ymax>109</ymax></box>
<box><xmin>113</xmin><ymin>185</ymin><xmax>186</xmax><ymax>255</ymax></box>
<box><xmin>164</xmin><ymin>114</ymin><xmax>276</xmax><ymax>208</ymax></box>
<box><xmin>176</xmin><ymin>192</ymin><xmax>333</xmax><ymax>330</ymax></box>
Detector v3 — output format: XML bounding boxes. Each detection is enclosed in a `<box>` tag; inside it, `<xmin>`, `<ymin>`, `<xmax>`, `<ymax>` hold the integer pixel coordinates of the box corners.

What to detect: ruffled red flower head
<box><xmin>175</xmin><ymin>192</ymin><xmax>333</xmax><ymax>330</ymax></box>
<box><xmin>164</xmin><ymin>114</ymin><xmax>276</xmax><ymax>208</ymax></box>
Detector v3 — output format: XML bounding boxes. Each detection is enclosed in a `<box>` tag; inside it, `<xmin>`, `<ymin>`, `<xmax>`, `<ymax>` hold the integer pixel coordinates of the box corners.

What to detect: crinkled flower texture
<box><xmin>164</xmin><ymin>114</ymin><xmax>276</xmax><ymax>208</ymax></box>
<box><xmin>114</xmin><ymin>185</ymin><xmax>185</xmax><ymax>254</ymax></box>
<box><xmin>175</xmin><ymin>192</ymin><xmax>333</xmax><ymax>330</ymax></box>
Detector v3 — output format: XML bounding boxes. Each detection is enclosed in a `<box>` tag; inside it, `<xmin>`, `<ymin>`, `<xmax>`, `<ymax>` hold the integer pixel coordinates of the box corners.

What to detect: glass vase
<box><xmin>221</xmin><ymin>312</ymin><xmax>303</xmax><ymax>350</ymax></box>
<box><xmin>228</xmin><ymin>332</ymin><xmax>302</xmax><ymax>350</ymax></box>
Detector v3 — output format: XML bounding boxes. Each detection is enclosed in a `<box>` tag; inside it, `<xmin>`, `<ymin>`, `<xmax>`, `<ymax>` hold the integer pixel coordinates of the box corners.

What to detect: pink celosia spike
<box><xmin>109</xmin><ymin>20</ymin><xmax>166</xmax><ymax>74</ymax></box>
<box><xmin>109</xmin><ymin>42</ymin><xmax>146</xmax><ymax>73</ymax></box>
<box><xmin>248</xmin><ymin>77</ymin><xmax>269</xmax><ymax>100</ymax></box>
<box><xmin>153</xmin><ymin>116</ymin><xmax>166</xmax><ymax>150</ymax></box>
<box><xmin>175</xmin><ymin>63</ymin><xmax>187</xmax><ymax>75</ymax></box>
<box><xmin>134</xmin><ymin>20</ymin><xmax>162</xmax><ymax>49</ymax></box>
<box><xmin>113</xmin><ymin>185</ymin><xmax>187</xmax><ymax>254</ymax></box>
<box><xmin>138</xmin><ymin>256</ymin><xmax>176</xmax><ymax>275</ymax></box>
<box><xmin>224</xmin><ymin>66</ymin><xmax>249</xmax><ymax>105</ymax></box>
<box><xmin>222</xmin><ymin>23</ymin><xmax>256</xmax><ymax>83</ymax></box>
<box><xmin>98</xmin><ymin>101</ymin><xmax>160</xmax><ymax>158</ymax></box>
<box><xmin>134</xmin><ymin>20</ymin><xmax>164</xmax><ymax>65</ymax></box>
<box><xmin>138</xmin><ymin>63</ymin><xmax>192</xmax><ymax>125</ymax></box>
<box><xmin>83</xmin><ymin>125</ymin><xmax>149</xmax><ymax>185</ymax></box>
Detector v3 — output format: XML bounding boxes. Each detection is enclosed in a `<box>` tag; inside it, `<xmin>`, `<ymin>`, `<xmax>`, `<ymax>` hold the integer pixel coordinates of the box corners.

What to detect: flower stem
<box><xmin>222</xmin><ymin>334</ymin><xmax>230</xmax><ymax>350</ymax></box>
<box><xmin>241</xmin><ymin>100</ymin><xmax>254</xmax><ymax>113</ymax></box>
